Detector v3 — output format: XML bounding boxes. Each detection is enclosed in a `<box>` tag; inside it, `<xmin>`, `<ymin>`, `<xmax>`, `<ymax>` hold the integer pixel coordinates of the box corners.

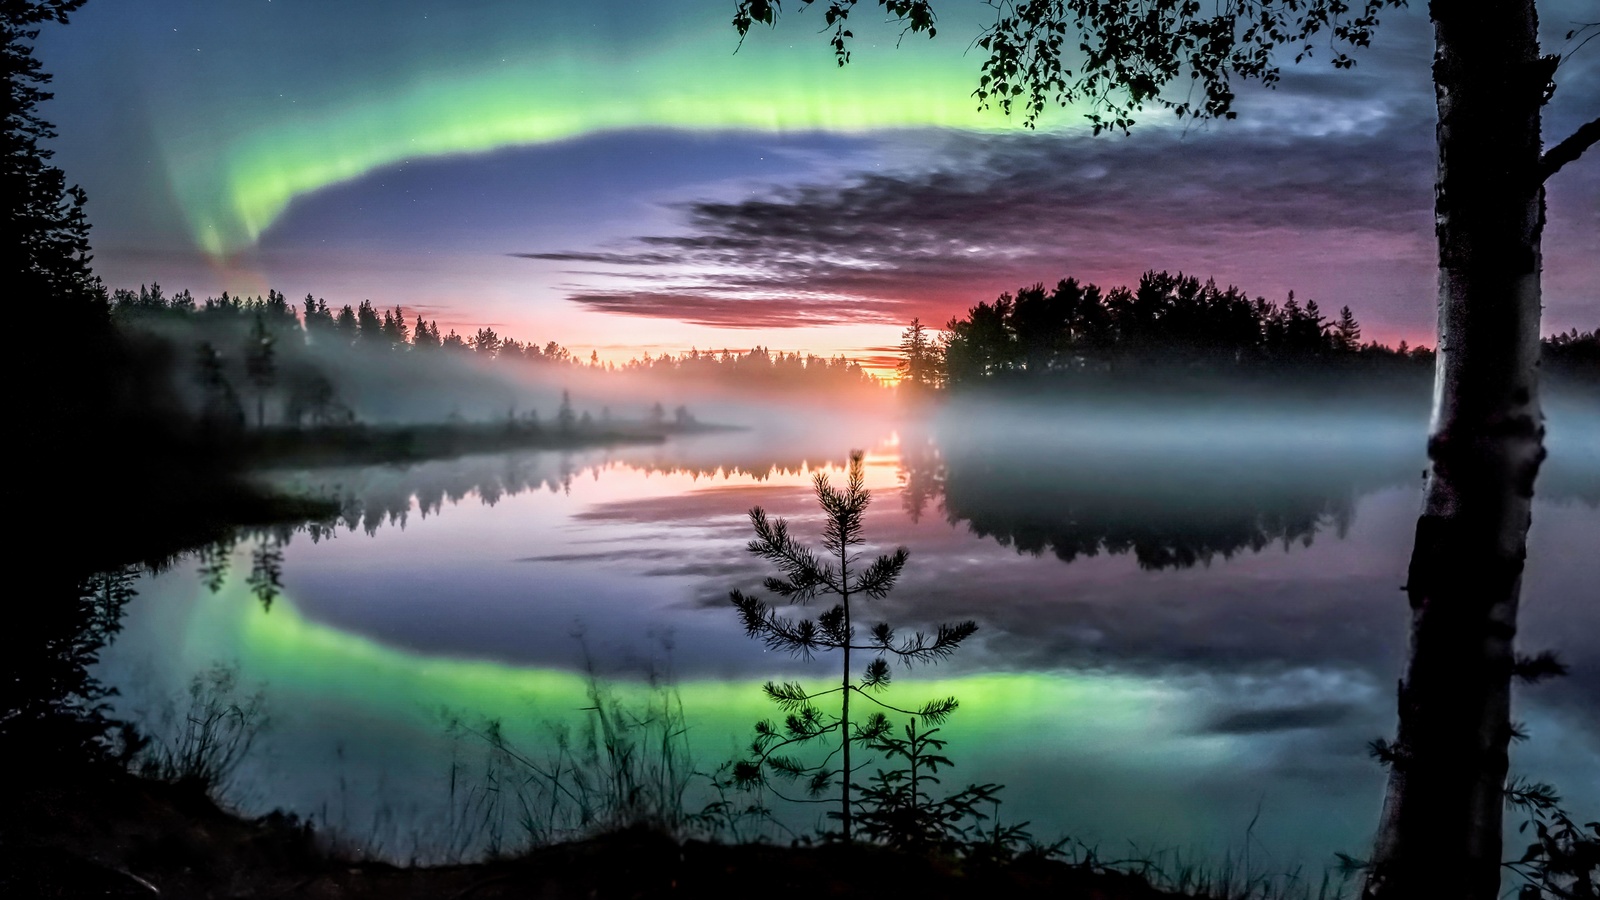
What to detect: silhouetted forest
<box><xmin>113</xmin><ymin>285</ymin><xmax>588</xmax><ymax>428</ymax></box>
<box><xmin>110</xmin><ymin>284</ymin><xmax>885</xmax><ymax>437</ymax></box>
<box><xmin>899</xmin><ymin>271</ymin><xmax>1599</xmax><ymax>394</ymax></box>
<box><xmin>4</xmin><ymin>0</ymin><xmax>293</xmax><ymax>783</ymax></box>
<box><xmin>615</xmin><ymin>345</ymin><xmax>881</xmax><ymax>394</ymax></box>
<box><xmin>1543</xmin><ymin>325</ymin><xmax>1600</xmax><ymax>379</ymax></box>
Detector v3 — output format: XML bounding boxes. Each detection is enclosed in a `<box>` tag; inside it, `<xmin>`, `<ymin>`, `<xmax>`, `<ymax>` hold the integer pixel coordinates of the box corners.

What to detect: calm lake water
<box><xmin>99</xmin><ymin>399</ymin><xmax>1600</xmax><ymax>870</ymax></box>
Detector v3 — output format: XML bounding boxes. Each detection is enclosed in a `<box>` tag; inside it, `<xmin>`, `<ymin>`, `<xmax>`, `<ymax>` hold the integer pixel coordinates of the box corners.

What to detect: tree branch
<box><xmin>1542</xmin><ymin>116</ymin><xmax>1600</xmax><ymax>181</ymax></box>
<box><xmin>852</xmin><ymin>690</ymin><xmax>934</xmax><ymax>718</ymax></box>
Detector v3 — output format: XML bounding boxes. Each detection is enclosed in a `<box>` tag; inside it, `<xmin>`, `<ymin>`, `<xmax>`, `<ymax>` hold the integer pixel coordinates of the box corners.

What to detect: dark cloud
<box><xmin>509</xmin><ymin>251</ymin><xmax>681</xmax><ymax>266</ymax></box>
<box><xmin>521</xmin><ymin>64</ymin><xmax>1596</xmax><ymax>337</ymax></box>
<box><xmin>521</xmin><ymin>125</ymin><xmax>1451</xmax><ymax>332</ymax></box>
<box><xmin>565</xmin><ymin>291</ymin><xmax>909</xmax><ymax>328</ymax></box>
<box><xmin>855</xmin><ymin>353</ymin><xmax>903</xmax><ymax>372</ymax></box>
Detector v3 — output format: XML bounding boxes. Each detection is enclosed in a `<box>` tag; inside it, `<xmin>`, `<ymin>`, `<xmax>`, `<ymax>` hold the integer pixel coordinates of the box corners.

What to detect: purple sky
<box><xmin>34</xmin><ymin>1</ymin><xmax>1600</xmax><ymax>371</ymax></box>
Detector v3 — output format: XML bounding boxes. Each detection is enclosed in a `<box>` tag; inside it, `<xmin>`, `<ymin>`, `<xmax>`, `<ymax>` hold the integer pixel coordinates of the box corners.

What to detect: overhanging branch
<box><xmin>1542</xmin><ymin>117</ymin><xmax>1600</xmax><ymax>181</ymax></box>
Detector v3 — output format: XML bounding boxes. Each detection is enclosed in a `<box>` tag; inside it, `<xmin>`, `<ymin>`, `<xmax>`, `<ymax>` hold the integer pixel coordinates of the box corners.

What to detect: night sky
<box><xmin>34</xmin><ymin>0</ymin><xmax>1600</xmax><ymax>369</ymax></box>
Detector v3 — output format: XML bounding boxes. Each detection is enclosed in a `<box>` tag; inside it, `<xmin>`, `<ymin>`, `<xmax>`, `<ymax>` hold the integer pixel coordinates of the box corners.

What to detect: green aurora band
<box><xmin>157</xmin><ymin>15</ymin><xmax>1071</xmax><ymax>258</ymax></box>
<box><xmin>166</xmin><ymin>574</ymin><xmax>1227</xmax><ymax>788</ymax></box>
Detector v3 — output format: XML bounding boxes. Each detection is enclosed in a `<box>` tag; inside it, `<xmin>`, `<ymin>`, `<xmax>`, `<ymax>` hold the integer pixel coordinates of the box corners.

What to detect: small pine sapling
<box><xmin>729</xmin><ymin>450</ymin><xmax>977</xmax><ymax>841</ymax></box>
<box><xmin>854</xmin><ymin>719</ymin><xmax>1025</xmax><ymax>854</ymax></box>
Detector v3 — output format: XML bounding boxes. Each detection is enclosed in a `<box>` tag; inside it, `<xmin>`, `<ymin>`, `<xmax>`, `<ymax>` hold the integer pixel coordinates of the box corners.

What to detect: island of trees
<box><xmin>897</xmin><ymin>270</ymin><xmax>1598</xmax><ymax>395</ymax></box>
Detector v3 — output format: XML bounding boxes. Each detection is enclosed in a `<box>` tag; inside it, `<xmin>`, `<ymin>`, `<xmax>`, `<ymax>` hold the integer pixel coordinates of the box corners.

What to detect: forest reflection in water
<box><xmin>99</xmin><ymin>403</ymin><xmax>1600</xmax><ymax>866</ymax></box>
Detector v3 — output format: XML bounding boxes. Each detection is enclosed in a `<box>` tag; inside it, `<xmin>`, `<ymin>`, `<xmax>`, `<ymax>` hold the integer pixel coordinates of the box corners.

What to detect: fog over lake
<box><xmin>98</xmin><ymin>399</ymin><xmax>1600</xmax><ymax>865</ymax></box>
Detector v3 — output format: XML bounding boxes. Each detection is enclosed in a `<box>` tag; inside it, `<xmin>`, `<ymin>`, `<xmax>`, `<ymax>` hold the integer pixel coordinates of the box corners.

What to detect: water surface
<box><xmin>99</xmin><ymin>404</ymin><xmax>1600</xmax><ymax>867</ymax></box>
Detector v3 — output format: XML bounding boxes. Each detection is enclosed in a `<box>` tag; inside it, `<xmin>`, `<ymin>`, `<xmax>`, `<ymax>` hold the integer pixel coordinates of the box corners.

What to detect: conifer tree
<box><xmin>1336</xmin><ymin>306</ymin><xmax>1363</xmax><ymax>352</ymax></box>
<box><xmin>411</xmin><ymin>315</ymin><xmax>438</xmax><ymax>349</ymax></box>
<box><xmin>334</xmin><ymin>304</ymin><xmax>358</xmax><ymax>343</ymax></box>
<box><xmin>356</xmin><ymin>299</ymin><xmax>382</xmax><ymax>342</ymax></box>
<box><xmin>380</xmin><ymin>307</ymin><xmax>406</xmax><ymax>345</ymax></box>
<box><xmin>730</xmin><ymin>451</ymin><xmax>976</xmax><ymax>840</ymax></box>
<box><xmin>471</xmin><ymin>326</ymin><xmax>500</xmax><ymax>356</ymax></box>
<box><xmin>897</xmin><ymin>318</ymin><xmax>940</xmax><ymax>391</ymax></box>
<box><xmin>301</xmin><ymin>294</ymin><xmax>334</xmax><ymax>341</ymax></box>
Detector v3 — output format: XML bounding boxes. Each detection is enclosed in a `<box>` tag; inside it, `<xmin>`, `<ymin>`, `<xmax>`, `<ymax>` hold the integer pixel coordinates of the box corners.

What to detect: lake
<box><xmin>98</xmin><ymin>398</ymin><xmax>1600</xmax><ymax>873</ymax></box>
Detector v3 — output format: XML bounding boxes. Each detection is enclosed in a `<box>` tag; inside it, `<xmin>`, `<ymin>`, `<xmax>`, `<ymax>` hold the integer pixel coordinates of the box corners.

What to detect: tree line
<box><xmin>616</xmin><ymin>346</ymin><xmax>881</xmax><ymax>394</ymax></box>
<box><xmin>110</xmin><ymin>283</ymin><xmax>583</xmax><ymax>363</ymax></box>
<box><xmin>898</xmin><ymin>270</ymin><xmax>1598</xmax><ymax>391</ymax></box>
<box><xmin>110</xmin><ymin>283</ymin><xmax>885</xmax><ymax>432</ymax></box>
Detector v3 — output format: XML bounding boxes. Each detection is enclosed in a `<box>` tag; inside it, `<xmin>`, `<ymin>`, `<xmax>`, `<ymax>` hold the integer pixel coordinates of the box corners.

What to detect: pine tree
<box><xmin>411</xmin><ymin>315</ymin><xmax>438</xmax><ymax>349</ymax></box>
<box><xmin>730</xmin><ymin>451</ymin><xmax>976</xmax><ymax>840</ymax></box>
<box><xmin>356</xmin><ymin>299</ymin><xmax>382</xmax><ymax>342</ymax></box>
<box><xmin>897</xmin><ymin>318</ymin><xmax>940</xmax><ymax>391</ymax></box>
<box><xmin>5</xmin><ymin>0</ymin><xmax>99</xmax><ymax>310</ymax></box>
<box><xmin>471</xmin><ymin>326</ymin><xmax>500</xmax><ymax>356</ymax></box>
<box><xmin>1336</xmin><ymin>306</ymin><xmax>1363</xmax><ymax>352</ymax></box>
<box><xmin>301</xmin><ymin>294</ymin><xmax>334</xmax><ymax>341</ymax></box>
<box><xmin>334</xmin><ymin>304</ymin><xmax>358</xmax><ymax>342</ymax></box>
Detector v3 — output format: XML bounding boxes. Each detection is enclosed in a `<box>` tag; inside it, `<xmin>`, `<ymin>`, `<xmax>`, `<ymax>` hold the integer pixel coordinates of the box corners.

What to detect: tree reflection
<box><xmin>246</xmin><ymin>539</ymin><xmax>286</xmax><ymax>610</ymax></box>
<box><xmin>254</xmin><ymin>443</ymin><xmax>870</xmax><ymax>540</ymax></box>
<box><xmin>898</xmin><ymin>429</ymin><xmax>1414</xmax><ymax>570</ymax></box>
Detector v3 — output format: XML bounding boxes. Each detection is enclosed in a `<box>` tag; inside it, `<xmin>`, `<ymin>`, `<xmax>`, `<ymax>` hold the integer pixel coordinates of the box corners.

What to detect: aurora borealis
<box><xmin>32</xmin><ymin>0</ymin><xmax>1600</xmax><ymax>363</ymax></box>
<box><xmin>146</xmin><ymin>7</ymin><xmax>1016</xmax><ymax>258</ymax></box>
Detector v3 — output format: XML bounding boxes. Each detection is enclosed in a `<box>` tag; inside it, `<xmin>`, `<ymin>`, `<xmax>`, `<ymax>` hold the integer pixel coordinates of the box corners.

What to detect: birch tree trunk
<box><xmin>1363</xmin><ymin>1</ymin><xmax>1548</xmax><ymax>898</ymax></box>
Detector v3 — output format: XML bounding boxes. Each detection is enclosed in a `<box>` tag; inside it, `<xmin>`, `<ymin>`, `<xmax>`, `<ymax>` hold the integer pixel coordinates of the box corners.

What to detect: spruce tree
<box><xmin>334</xmin><ymin>304</ymin><xmax>358</xmax><ymax>343</ymax></box>
<box><xmin>730</xmin><ymin>450</ymin><xmax>976</xmax><ymax>840</ymax></box>
<box><xmin>1336</xmin><ymin>306</ymin><xmax>1363</xmax><ymax>352</ymax></box>
<box><xmin>356</xmin><ymin>299</ymin><xmax>382</xmax><ymax>342</ymax></box>
<box><xmin>897</xmin><ymin>318</ymin><xmax>939</xmax><ymax>391</ymax></box>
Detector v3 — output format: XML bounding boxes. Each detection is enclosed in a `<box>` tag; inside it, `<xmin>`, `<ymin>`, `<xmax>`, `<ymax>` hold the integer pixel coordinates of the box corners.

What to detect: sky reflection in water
<box><xmin>98</xmin><ymin>408</ymin><xmax>1600</xmax><ymax>866</ymax></box>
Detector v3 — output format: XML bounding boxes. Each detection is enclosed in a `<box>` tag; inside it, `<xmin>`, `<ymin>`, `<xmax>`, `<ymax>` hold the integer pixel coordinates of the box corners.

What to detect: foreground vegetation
<box><xmin>8</xmin><ymin>654</ymin><xmax>1592</xmax><ymax>899</ymax></box>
